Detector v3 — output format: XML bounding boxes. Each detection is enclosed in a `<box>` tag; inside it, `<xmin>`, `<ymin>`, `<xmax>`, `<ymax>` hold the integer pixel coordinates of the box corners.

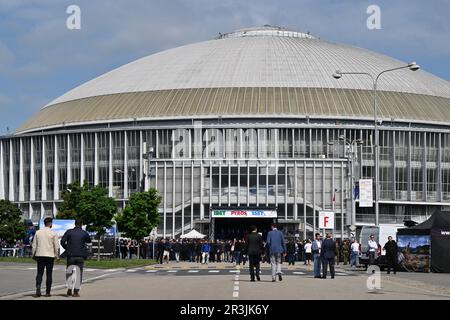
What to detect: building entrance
<box><xmin>213</xmin><ymin>218</ymin><xmax>274</xmax><ymax>241</ymax></box>
<box><xmin>210</xmin><ymin>207</ymin><xmax>277</xmax><ymax>241</ymax></box>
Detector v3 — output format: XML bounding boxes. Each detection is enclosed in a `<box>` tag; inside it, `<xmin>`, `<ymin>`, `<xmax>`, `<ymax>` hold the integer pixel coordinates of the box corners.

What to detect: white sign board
<box><xmin>319</xmin><ymin>212</ymin><xmax>334</xmax><ymax>229</ymax></box>
<box><xmin>359</xmin><ymin>179</ymin><xmax>373</xmax><ymax>207</ymax></box>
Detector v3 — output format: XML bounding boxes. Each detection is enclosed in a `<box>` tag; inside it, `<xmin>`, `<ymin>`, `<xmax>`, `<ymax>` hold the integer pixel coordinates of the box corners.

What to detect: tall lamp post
<box><xmin>332</xmin><ymin>61</ymin><xmax>420</xmax><ymax>225</ymax></box>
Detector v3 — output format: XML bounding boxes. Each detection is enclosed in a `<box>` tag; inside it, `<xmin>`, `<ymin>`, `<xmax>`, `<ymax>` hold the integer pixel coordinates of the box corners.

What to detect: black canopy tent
<box><xmin>397</xmin><ymin>210</ymin><xmax>450</xmax><ymax>273</ymax></box>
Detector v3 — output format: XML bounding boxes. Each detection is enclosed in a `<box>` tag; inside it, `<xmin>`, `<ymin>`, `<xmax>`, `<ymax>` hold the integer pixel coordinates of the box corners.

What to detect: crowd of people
<box><xmin>122</xmin><ymin>236</ymin><xmax>360</xmax><ymax>266</ymax></box>
<box><xmin>0</xmin><ymin>240</ymin><xmax>33</xmax><ymax>257</ymax></box>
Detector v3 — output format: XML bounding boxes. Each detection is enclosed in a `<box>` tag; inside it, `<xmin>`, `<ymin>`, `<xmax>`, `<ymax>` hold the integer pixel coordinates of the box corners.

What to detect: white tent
<box><xmin>180</xmin><ymin>229</ymin><xmax>206</xmax><ymax>239</ymax></box>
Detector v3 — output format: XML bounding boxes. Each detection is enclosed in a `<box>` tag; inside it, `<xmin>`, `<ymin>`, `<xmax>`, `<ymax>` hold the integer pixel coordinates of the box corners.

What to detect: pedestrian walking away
<box><xmin>266</xmin><ymin>223</ymin><xmax>286</xmax><ymax>282</ymax></box>
<box><xmin>245</xmin><ymin>226</ymin><xmax>264</xmax><ymax>282</ymax></box>
<box><xmin>321</xmin><ymin>233</ymin><xmax>336</xmax><ymax>279</ymax></box>
<box><xmin>383</xmin><ymin>236</ymin><xmax>398</xmax><ymax>274</ymax></box>
<box><xmin>60</xmin><ymin>219</ymin><xmax>92</xmax><ymax>297</ymax></box>
<box><xmin>304</xmin><ymin>240</ymin><xmax>312</xmax><ymax>265</ymax></box>
<box><xmin>350</xmin><ymin>238</ymin><xmax>360</xmax><ymax>268</ymax></box>
<box><xmin>31</xmin><ymin>217</ymin><xmax>60</xmax><ymax>297</ymax></box>
<box><xmin>312</xmin><ymin>233</ymin><xmax>322</xmax><ymax>278</ymax></box>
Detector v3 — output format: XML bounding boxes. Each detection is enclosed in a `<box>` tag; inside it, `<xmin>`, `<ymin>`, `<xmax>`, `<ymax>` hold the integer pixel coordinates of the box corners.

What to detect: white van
<box><xmin>358</xmin><ymin>224</ymin><xmax>403</xmax><ymax>269</ymax></box>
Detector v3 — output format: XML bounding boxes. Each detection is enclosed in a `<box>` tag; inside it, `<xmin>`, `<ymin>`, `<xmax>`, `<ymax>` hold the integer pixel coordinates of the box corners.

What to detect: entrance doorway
<box><xmin>213</xmin><ymin>218</ymin><xmax>274</xmax><ymax>241</ymax></box>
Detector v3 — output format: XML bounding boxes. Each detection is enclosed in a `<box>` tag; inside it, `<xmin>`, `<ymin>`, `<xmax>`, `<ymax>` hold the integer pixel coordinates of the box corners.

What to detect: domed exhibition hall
<box><xmin>1</xmin><ymin>26</ymin><xmax>450</xmax><ymax>239</ymax></box>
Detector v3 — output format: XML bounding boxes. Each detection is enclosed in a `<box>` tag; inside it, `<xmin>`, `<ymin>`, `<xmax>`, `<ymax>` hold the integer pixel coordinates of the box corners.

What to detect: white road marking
<box><xmin>167</xmin><ymin>270</ymin><xmax>178</xmax><ymax>273</ymax></box>
<box><xmin>293</xmin><ymin>272</ymin><xmax>305</xmax><ymax>275</ymax></box>
<box><xmin>125</xmin><ymin>269</ymin><xmax>137</xmax><ymax>273</ymax></box>
<box><xmin>104</xmin><ymin>269</ymin><xmax>118</xmax><ymax>272</ymax></box>
<box><xmin>27</xmin><ymin>267</ymin><xmax>36</xmax><ymax>270</ymax></box>
<box><xmin>188</xmin><ymin>270</ymin><xmax>199</xmax><ymax>273</ymax></box>
<box><xmin>233</xmin><ymin>291</ymin><xmax>239</xmax><ymax>298</ymax></box>
<box><xmin>208</xmin><ymin>270</ymin><xmax>220</xmax><ymax>273</ymax></box>
<box><xmin>84</xmin><ymin>268</ymin><xmax>96</xmax><ymax>272</ymax></box>
<box><xmin>234</xmin><ymin>286</ymin><xmax>239</xmax><ymax>291</ymax></box>
<box><xmin>230</xmin><ymin>270</ymin><xmax>240</xmax><ymax>273</ymax></box>
<box><xmin>336</xmin><ymin>272</ymin><xmax>349</xmax><ymax>276</ymax></box>
<box><xmin>146</xmin><ymin>270</ymin><xmax>158</xmax><ymax>273</ymax></box>
<box><xmin>234</xmin><ymin>281</ymin><xmax>239</xmax><ymax>285</ymax></box>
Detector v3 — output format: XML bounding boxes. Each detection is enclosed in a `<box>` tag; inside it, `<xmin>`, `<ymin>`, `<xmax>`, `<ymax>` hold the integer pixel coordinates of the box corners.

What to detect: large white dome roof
<box><xmin>17</xmin><ymin>25</ymin><xmax>450</xmax><ymax>133</ymax></box>
<box><xmin>48</xmin><ymin>25</ymin><xmax>450</xmax><ymax>106</ymax></box>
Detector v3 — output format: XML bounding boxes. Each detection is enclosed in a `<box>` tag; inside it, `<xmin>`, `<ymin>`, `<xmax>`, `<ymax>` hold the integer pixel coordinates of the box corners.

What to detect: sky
<box><xmin>0</xmin><ymin>0</ymin><xmax>449</xmax><ymax>134</ymax></box>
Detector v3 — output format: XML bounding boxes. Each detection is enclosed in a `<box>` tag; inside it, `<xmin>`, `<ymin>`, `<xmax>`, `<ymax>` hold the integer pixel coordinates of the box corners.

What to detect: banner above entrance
<box><xmin>211</xmin><ymin>209</ymin><xmax>277</xmax><ymax>218</ymax></box>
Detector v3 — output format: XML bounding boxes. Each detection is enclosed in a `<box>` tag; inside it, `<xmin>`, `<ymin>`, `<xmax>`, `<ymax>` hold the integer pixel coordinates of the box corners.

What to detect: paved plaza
<box><xmin>1</xmin><ymin>262</ymin><xmax>450</xmax><ymax>300</ymax></box>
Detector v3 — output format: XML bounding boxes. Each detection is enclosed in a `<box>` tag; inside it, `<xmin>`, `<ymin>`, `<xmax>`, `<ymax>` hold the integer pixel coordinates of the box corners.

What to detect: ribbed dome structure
<box><xmin>17</xmin><ymin>25</ymin><xmax>450</xmax><ymax>133</ymax></box>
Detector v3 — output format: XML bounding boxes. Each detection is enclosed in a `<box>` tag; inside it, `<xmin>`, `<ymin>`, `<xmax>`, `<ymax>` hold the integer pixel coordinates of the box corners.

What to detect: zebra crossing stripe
<box><xmin>146</xmin><ymin>270</ymin><xmax>158</xmax><ymax>273</ymax></box>
<box><xmin>188</xmin><ymin>270</ymin><xmax>199</xmax><ymax>273</ymax></box>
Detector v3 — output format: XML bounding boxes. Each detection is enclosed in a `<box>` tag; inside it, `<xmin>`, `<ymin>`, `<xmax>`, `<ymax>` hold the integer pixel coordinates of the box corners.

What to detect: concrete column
<box><xmin>19</xmin><ymin>138</ymin><xmax>24</xmax><ymax>201</ymax></box>
<box><xmin>94</xmin><ymin>132</ymin><xmax>99</xmax><ymax>186</ymax></box>
<box><xmin>139</xmin><ymin>130</ymin><xmax>143</xmax><ymax>189</ymax></box>
<box><xmin>423</xmin><ymin>132</ymin><xmax>427</xmax><ymax>201</ymax></box>
<box><xmin>80</xmin><ymin>133</ymin><xmax>85</xmax><ymax>184</ymax></box>
<box><xmin>312</xmin><ymin>161</ymin><xmax>316</xmax><ymax>234</ymax></box>
<box><xmin>163</xmin><ymin>162</ymin><xmax>167</xmax><ymax>238</ymax></box>
<box><xmin>41</xmin><ymin>137</ymin><xmax>47</xmax><ymax>201</ymax></box>
<box><xmin>54</xmin><ymin>135</ymin><xmax>59</xmax><ymax>200</ymax></box>
<box><xmin>109</xmin><ymin>132</ymin><xmax>113</xmax><ymax>197</ymax></box>
<box><xmin>0</xmin><ymin>141</ymin><xmax>4</xmax><ymax>199</ymax></box>
<box><xmin>30</xmin><ymin>137</ymin><xmax>35</xmax><ymax>201</ymax></box>
<box><xmin>191</xmin><ymin>161</ymin><xmax>194</xmax><ymax>228</ymax></box>
<box><xmin>172</xmin><ymin>162</ymin><xmax>175</xmax><ymax>238</ymax></box>
<box><xmin>181</xmin><ymin>161</ymin><xmax>185</xmax><ymax>235</ymax></box>
<box><xmin>123</xmin><ymin>131</ymin><xmax>128</xmax><ymax>198</ymax></box>
<box><xmin>67</xmin><ymin>134</ymin><xmax>72</xmax><ymax>184</ymax></box>
<box><xmin>9</xmin><ymin>139</ymin><xmax>14</xmax><ymax>201</ymax></box>
<box><xmin>294</xmin><ymin>160</ymin><xmax>298</xmax><ymax>221</ymax></box>
<box><xmin>438</xmin><ymin>133</ymin><xmax>443</xmax><ymax>202</ymax></box>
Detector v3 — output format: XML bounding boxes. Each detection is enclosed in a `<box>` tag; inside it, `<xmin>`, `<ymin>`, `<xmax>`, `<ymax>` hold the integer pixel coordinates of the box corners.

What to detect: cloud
<box><xmin>0</xmin><ymin>0</ymin><xmax>449</xmax><ymax>132</ymax></box>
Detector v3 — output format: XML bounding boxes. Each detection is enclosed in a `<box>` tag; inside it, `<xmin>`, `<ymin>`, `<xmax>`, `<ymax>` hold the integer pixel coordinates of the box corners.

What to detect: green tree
<box><xmin>0</xmin><ymin>200</ymin><xmax>26</xmax><ymax>244</ymax></box>
<box><xmin>116</xmin><ymin>189</ymin><xmax>162</xmax><ymax>259</ymax></box>
<box><xmin>78</xmin><ymin>185</ymin><xmax>117</xmax><ymax>261</ymax></box>
<box><xmin>57</xmin><ymin>181</ymin><xmax>84</xmax><ymax>219</ymax></box>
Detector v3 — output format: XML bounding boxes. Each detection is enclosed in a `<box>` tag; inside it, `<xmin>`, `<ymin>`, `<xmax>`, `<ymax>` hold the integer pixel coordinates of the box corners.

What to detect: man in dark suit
<box><xmin>245</xmin><ymin>225</ymin><xmax>264</xmax><ymax>282</ymax></box>
<box><xmin>321</xmin><ymin>233</ymin><xmax>336</xmax><ymax>279</ymax></box>
<box><xmin>60</xmin><ymin>219</ymin><xmax>91</xmax><ymax>297</ymax></box>
<box><xmin>383</xmin><ymin>236</ymin><xmax>398</xmax><ymax>274</ymax></box>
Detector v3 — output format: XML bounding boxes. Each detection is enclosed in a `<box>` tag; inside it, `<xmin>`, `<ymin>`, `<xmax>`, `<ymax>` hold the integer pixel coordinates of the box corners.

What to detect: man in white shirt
<box><xmin>368</xmin><ymin>235</ymin><xmax>378</xmax><ymax>265</ymax></box>
<box><xmin>32</xmin><ymin>217</ymin><xmax>60</xmax><ymax>297</ymax></box>
<box><xmin>350</xmin><ymin>239</ymin><xmax>360</xmax><ymax>268</ymax></box>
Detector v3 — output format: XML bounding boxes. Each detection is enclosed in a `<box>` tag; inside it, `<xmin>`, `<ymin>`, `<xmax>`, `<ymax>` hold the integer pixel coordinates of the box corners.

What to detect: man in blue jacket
<box><xmin>201</xmin><ymin>240</ymin><xmax>211</xmax><ymax>264</ymax></box>
<box><xmin>266</xmin><ymin>223</ymin><xmax>286</xmax><ymax>282</ymax></box>
<box><xmin>60</xmin><ymin>219</ymin><xmax>91</xmax><ymax>297</ymax></box>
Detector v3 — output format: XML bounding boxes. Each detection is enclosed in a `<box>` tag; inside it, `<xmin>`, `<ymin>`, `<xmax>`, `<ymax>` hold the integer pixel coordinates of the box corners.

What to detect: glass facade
<box><xmin>0</xmin><ymin>124</ymin><xmax>445</xmax><ymax>236</ymax></box>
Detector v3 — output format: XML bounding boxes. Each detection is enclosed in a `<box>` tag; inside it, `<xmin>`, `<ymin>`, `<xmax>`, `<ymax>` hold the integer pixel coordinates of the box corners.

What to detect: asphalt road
<box><xmin>2</xmin><ymin>262</ymin><xmax>450</xmax><ymax>300</ymax></box>
<box><xmin>0</xmin><ymin>262</ymin><xmax>119</xmax><ymax>297</ymax></box>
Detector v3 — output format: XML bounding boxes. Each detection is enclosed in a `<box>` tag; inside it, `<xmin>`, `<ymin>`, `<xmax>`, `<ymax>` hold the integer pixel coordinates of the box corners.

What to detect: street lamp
<box><xmin>332</xmin><ymin>61</ymin><xmax>420</xmax><ymax>225</ymax></box>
